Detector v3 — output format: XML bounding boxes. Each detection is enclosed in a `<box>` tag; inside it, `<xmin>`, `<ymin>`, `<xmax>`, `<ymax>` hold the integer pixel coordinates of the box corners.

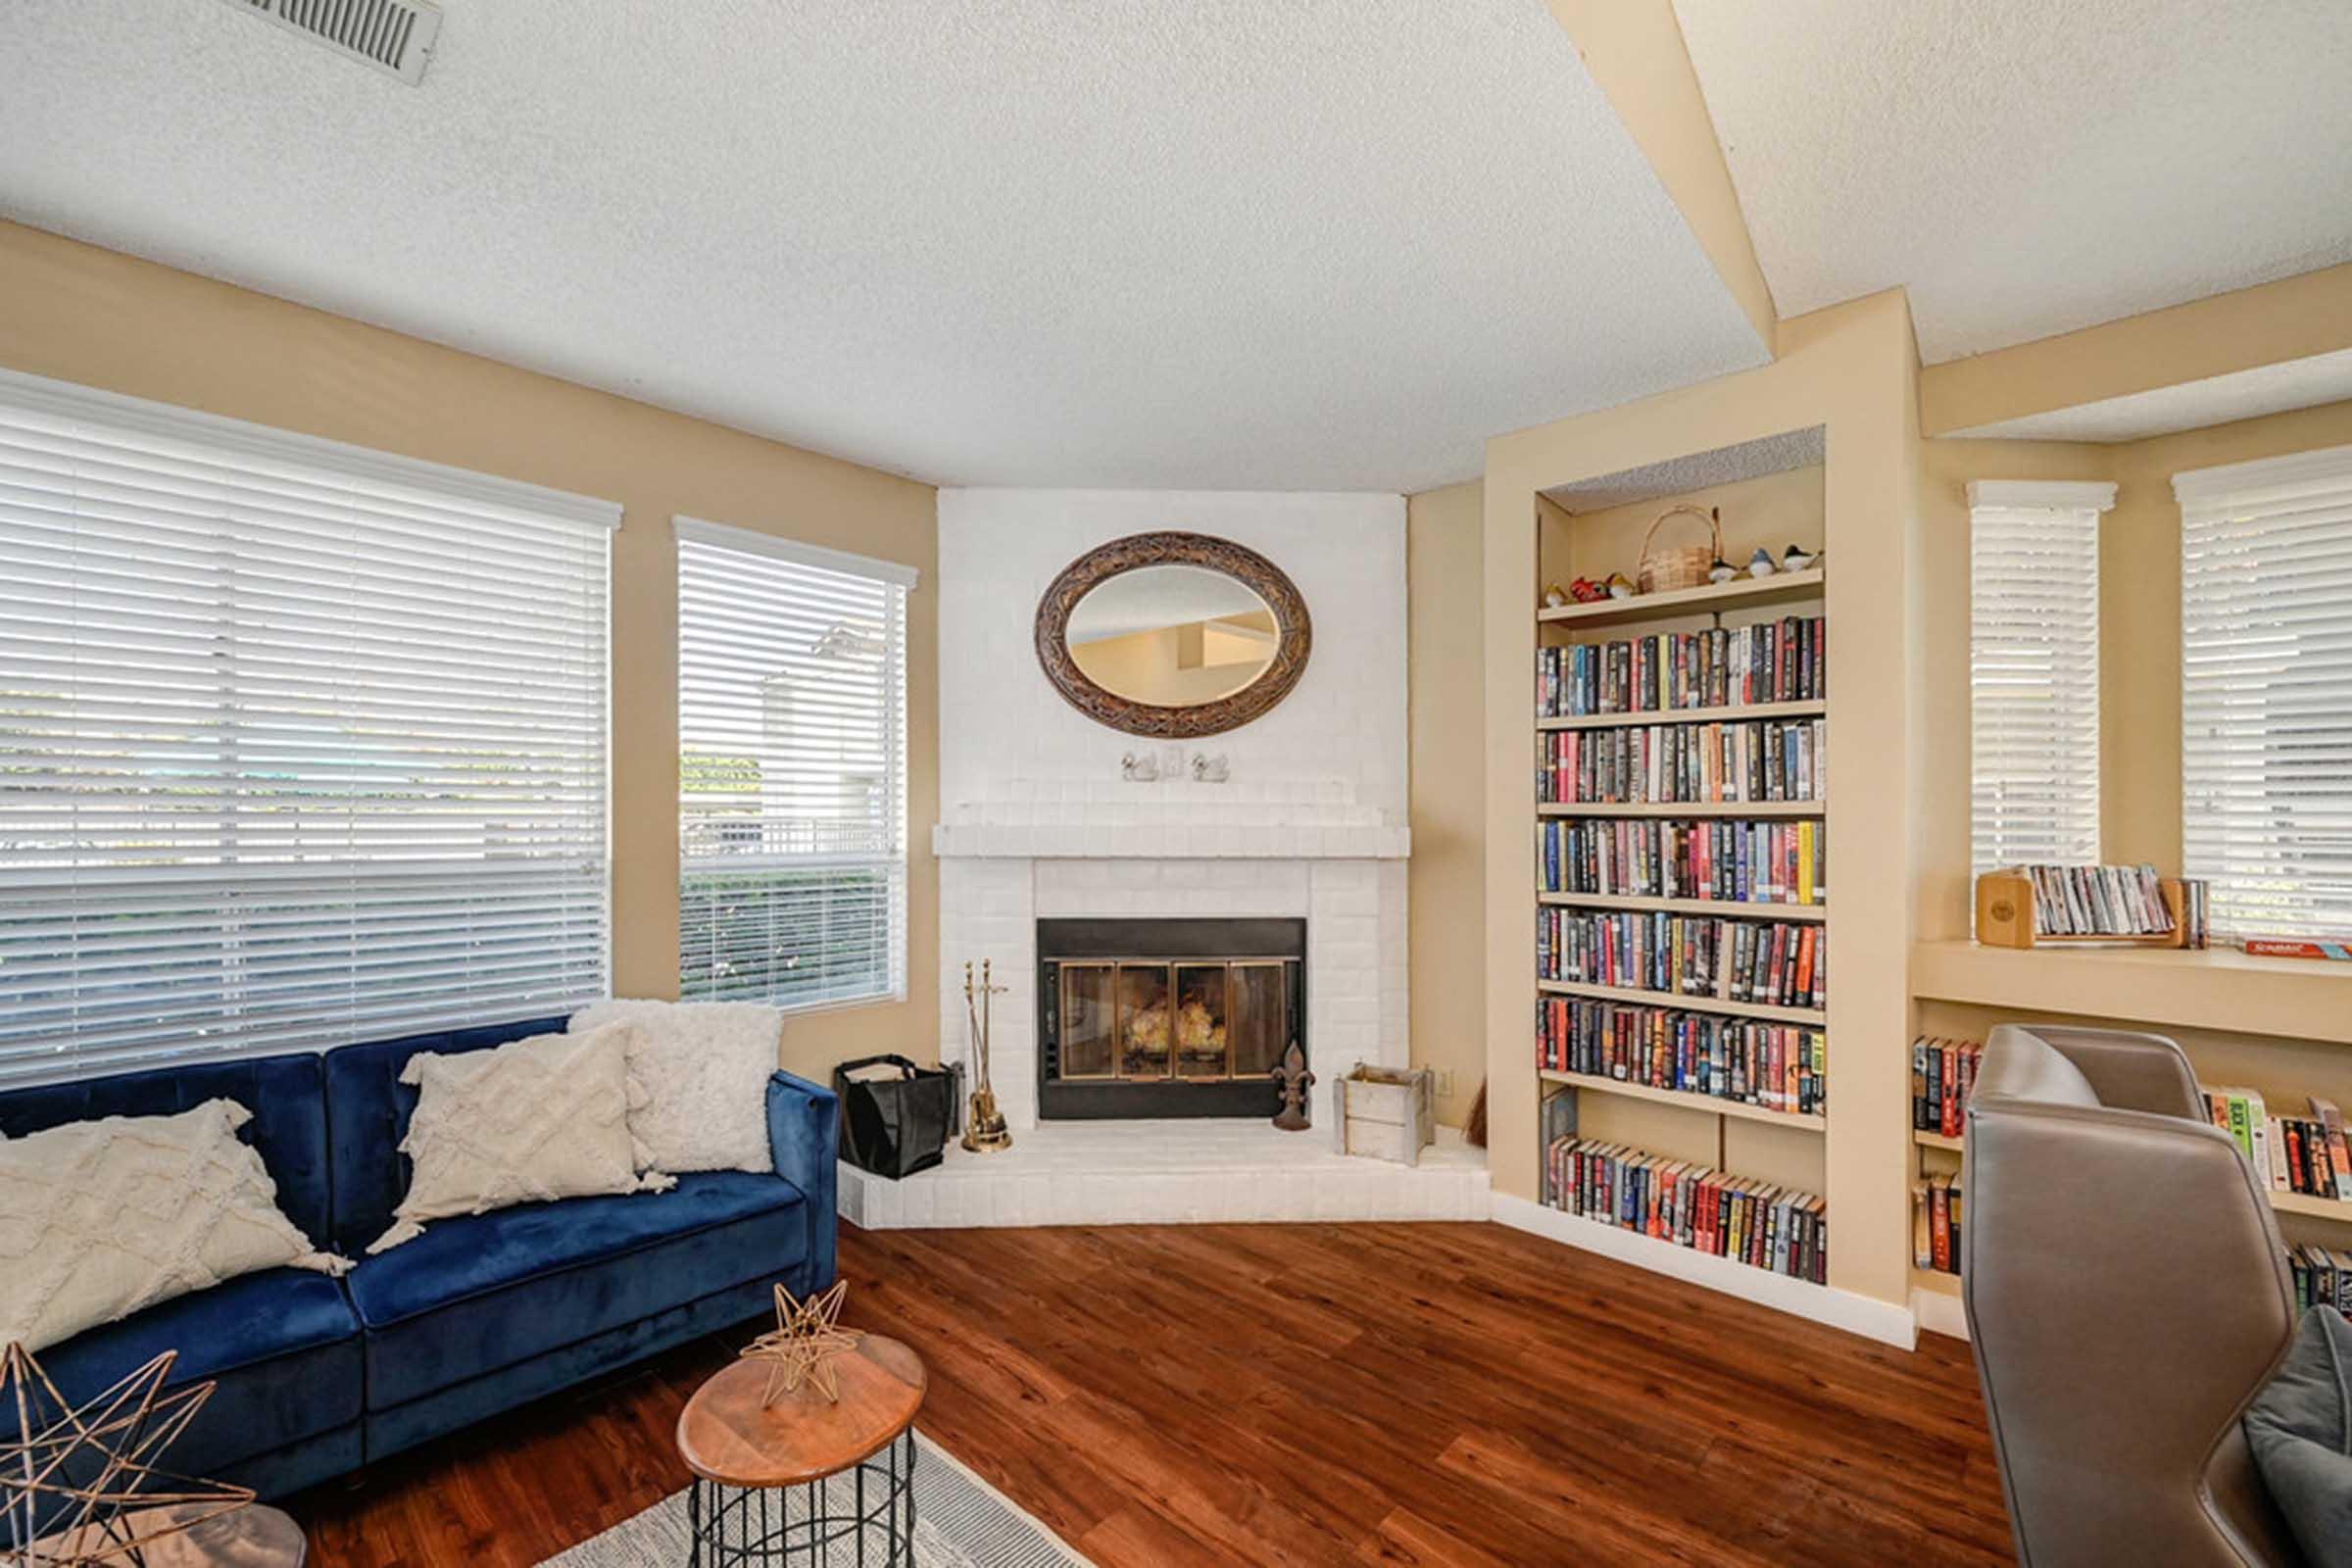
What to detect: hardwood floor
<box><xmin>292</xmin><ymin>1221</ymin><xmax>2016</xmax><ymax>1566</ymax></box>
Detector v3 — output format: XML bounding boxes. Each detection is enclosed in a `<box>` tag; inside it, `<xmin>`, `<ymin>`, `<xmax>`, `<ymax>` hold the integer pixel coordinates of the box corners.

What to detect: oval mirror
<box><xmin>1035</xmin><ymin>532</ymin><xmax>1311</xmax><ymax>738</ymax></box>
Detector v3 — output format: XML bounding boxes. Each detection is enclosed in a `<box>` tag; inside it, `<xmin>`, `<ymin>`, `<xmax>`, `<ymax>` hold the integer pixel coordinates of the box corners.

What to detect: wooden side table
<box><xmin>675</xmin><ymin>1333</ymin><xmax>927</xmax><ymax>1566</ymax></box>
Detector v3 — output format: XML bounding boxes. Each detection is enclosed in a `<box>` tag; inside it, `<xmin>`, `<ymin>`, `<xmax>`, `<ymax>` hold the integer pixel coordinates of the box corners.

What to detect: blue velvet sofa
<box><xmin>0</xmin><ymin>1016</ymin><xmax>838</xmax><ymax>1501</ymax></box>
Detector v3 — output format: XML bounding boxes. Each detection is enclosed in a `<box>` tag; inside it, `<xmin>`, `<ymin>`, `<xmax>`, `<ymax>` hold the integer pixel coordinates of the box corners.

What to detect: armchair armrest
<box><xmin>766</xmin><ymin>1070</ymin><xmax>839</xmax><ymax>1288</ymax></box>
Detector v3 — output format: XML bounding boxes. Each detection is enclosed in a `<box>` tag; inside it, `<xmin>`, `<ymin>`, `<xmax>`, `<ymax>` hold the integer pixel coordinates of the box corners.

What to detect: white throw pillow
<box><xmin>568</xmin><ymin>1000</ymin><xmax>780</xmax><ymax>1175</ymax></box>
<box><xmin>368</xmin><ymin>1022</ymin><xmax>672</xmax><ymax>1255</ymax></box>
<box><xmin>0</xmin><ymin>1100</ymin><xmax>351</xmax><ymax>1353</ymax></box>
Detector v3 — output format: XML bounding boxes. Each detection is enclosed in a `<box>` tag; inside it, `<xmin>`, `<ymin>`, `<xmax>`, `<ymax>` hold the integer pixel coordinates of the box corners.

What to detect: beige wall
<box><xmin>1405</xmin><ymin>480</ymin><xmax>1487</xmax><ymax>1129</ymax></box>
<box><xmin>1483</xmin><ymin>289</ymin><xmax>1924</xmax><ymax>1310</ymax></box>
<box><xmin>0</xmin><ymin>220</ymin><xmax>940</xmax><ymax>1081</ymax></box>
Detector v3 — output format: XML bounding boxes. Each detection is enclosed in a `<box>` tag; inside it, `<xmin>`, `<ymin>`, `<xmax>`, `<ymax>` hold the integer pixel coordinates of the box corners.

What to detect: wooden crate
<box><xmin>1343</xmin><ymin>1065</ymin><xmax>1435</xmax><ymax>1166</ymax></box>
<box><xmin>1975</xmin><ymin>870</ymin><xmax>2187</xmax><ymax>950</ymax></box>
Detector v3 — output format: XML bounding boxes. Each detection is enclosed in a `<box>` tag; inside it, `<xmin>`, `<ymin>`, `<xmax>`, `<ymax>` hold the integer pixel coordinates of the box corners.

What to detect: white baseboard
<box><xmin>1912</xmin><ymin>1285</ymin><xmax>1971</xmax><ymax>1342</ymax></box>
<box><xmin>1493</xmin><ymin>1194</ymin><xmax>1919</xmax><ymax>1349</ymax></box>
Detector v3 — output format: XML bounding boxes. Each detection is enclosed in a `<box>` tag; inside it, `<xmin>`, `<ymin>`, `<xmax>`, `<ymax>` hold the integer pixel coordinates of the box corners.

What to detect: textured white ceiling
<box><xmin>1950</xmin><ymin>347</ymin><xmax>2352</xmax><ymax>443</ymax></box>
<box><xmin>1544</xmin><ymin>426</ymin><xmax>1824</xmax><ymax>512</ymax></box>
<box><xmin>0</xmin><ymin>0</ymin><xmax>1768</xmax><ymax>492</ymax></box>
<box><xmin>1671</xmin><ymin>0</ymin><xmax>2352</xmax><ymax>364</ymax></box>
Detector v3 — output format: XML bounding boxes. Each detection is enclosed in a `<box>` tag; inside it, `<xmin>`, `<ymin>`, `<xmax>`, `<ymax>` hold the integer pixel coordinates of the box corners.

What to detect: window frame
<box><xmin>2175</xmin><ymin>442</ymin><xmax>2352</xmax><ymax>942</ymax></box>
<box><xmin>1965</xmin><ymin>478</ymin><xmax>2116</xmax><ymax>883</ymax></box>
<box><xmin>0</xmin><ymin>367</ymin><xmax>619</xmax><ymax>1086</ymax></box>
<box><xmin>672</xmin><ymin>515</ymin><xmax>916</xmax><ymax>1014</ymax></box>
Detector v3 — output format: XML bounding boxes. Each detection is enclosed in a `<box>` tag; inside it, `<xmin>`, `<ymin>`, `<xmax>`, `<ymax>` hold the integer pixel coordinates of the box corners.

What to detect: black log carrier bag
<box><xmin>832</xmin><ymin>1054</ymin><xmax>956</xmax><ymax>1179</ymax></box>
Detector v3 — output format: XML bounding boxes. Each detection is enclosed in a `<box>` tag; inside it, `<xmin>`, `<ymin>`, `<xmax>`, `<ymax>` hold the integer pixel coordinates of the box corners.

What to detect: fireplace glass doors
<box><xmin>1038</xmin><ymin>918</ymin><xmax>1304</xmax><ymax>1119</ymax></box>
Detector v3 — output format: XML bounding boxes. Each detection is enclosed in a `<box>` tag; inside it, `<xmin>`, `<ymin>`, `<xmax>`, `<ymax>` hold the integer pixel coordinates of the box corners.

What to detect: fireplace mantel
<box><xmin>933</xmin><ymin>781</ymin><xmax>1409</xmax><ymax>860</ymax></box>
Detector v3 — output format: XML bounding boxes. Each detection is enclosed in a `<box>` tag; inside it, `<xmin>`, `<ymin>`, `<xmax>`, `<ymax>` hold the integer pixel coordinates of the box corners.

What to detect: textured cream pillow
<box><xmin>568</xmin><ymin>1000</ymin><xmax>780</xmax><ymax>1175</ymax></box>
<box><xmin>368</xmin><ymin>1022</ymin><xmax>672</xmax><ymax>1255</ymax></box>
<box><xmin>0</xmin><ymin>1100</ymin><xmax>350</xmax><ymax>1353</ymax></box>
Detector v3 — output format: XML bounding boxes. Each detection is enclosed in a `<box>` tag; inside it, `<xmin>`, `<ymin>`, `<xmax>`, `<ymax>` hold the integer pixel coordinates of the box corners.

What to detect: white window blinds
<box><xmin>0</xmin><ymin>369</ymin><xmax>617</xmax><ymax>1085</ymax></box>
<box><xmin>2178</xmin><ymin>444</ymin><xmax>2352</xmax><ymax>941</ymax></box>
<box><xmin>1968</xmin><ymin>480</ymin><xmax>2113</xmax><ymax>878</ymax></box>
<box><xmin>676</xmin><ymin>518</ymin><xmax>913</xmax><ymax>1011</ymax></box>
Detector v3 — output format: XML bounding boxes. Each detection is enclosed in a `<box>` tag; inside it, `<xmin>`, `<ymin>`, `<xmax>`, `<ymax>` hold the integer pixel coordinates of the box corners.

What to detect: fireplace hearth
<box><xmin>1037</xmin><ymin>917</ymin><xmax>1304</xmax><ymax>1119</ymax></box>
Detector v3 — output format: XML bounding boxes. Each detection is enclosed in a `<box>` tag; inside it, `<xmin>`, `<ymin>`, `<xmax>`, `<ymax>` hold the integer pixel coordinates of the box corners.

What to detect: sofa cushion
<box><xmin>0</xmin><ymin>1268</ymin><xmax>363</xmax><ymax>1477</ymax></box>
<box><xmin>348</xmin><ymin>1171</ymin><xmax>808</xmax><ymax>1408</ymax></box>
<box><xmin>2245</xmin><ymin>1303</ymin><xmax>2352</xmax><ymax>1565</ymax></box>
<box><xmin>320</xmin><ymin>1015</ymin><xmax>569</xmax><ymax>1258</ymax></box>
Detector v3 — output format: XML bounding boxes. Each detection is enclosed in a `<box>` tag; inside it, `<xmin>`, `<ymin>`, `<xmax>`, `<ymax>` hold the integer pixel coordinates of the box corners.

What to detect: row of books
<box><xmin>2199</xmin><ymin>1084</ymin><xmax>2352</xmax><ymax>1204</ymax></box>
<box><xmin>2291</xmin><ymin>1246</ymin><xmax>2352</xmax><ymax>1313</ymax></box>
<box><xmin>1536</xmin><ymin>617</ymin><xmax>1826</xmax><ymax>718</ymax></box>
<box><xmin>2020</xmin><ymin>862</ymin><xmax>2173</xmax><ymax>937</ymax></box>
<box><xmin>1545</xmin><ymin>1137</ymin><xmax>1828</xmax><ymax>1285</ymax></box>
<box><xmin>1913</xmin><ymin>1173</ymin><xmax>1963</xmax><ymax>1277</ymax></box>
<box><xmin>1539</xmin><ymin>910</ymin><xmax>1827</xmax><ymax>1009</ymax></box>
<box><xmin>1538</xmin><ymin>817</ymin><xmax>1825</xmax><ymax>906</ymax></box>
<box><xmin>1538</xmin><ymin>995</ymin><xmax>1827</xmax><ymax>1115</ymax></box>
<box><xmin>1539</xmin><ymin>719</ymin><xmax>1827</xmax><ymax>807</ymax></box>
<box><xmin>1912</xmin><ymin>1037</ymin><xmax>1982</xmax><ymax>1139</ymax></box>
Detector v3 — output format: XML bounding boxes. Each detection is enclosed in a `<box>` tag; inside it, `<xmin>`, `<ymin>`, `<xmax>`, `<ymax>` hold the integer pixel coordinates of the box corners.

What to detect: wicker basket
<box><xmin>1639</xmin><ymin>505</ymin><xmax>1722</xmax><ymax>594</ymax></box>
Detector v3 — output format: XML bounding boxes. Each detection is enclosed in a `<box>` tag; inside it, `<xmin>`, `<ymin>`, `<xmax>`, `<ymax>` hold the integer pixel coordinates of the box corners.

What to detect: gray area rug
<box><xmin>539</xmin><ymin>1430</ymin><xmax>1091</xmax><ymax>1567</ymax></box>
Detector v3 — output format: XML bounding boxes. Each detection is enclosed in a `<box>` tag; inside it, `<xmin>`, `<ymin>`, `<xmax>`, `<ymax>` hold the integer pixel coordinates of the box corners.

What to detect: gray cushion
<box><xmin>2246</xmin><ymin>1304</ymin><xmax>2352</xmax><ymax>1563</ymax></box>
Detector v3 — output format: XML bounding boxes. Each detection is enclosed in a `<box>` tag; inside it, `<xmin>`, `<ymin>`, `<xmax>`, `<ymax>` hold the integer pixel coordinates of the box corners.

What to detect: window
<box><xmin>1968</xmin><ymin>480</ymin><xmax>2114</xmax><ymax>877</ymax></box>
<box><xmin>0</xmin><ymin>368</ymin><xmax>616</xmax><ymax>1085</ymax></box>
<box><xmin>675</xmin><ymin>518</ymin><xmax>913</xmax><ymax>1010</ymax></box>
<box><xmin>2178</xmin><ymin>444</ymin><xmax>2352</xmax><ymax>941</ymax></box>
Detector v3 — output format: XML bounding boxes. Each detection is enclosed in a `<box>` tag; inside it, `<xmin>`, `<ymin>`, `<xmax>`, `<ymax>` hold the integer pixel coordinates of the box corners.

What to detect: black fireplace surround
<box><xmin>1036</xmin><ymin>917</ymin><xmax>1305</xmax><ymax>1120</ymax></box>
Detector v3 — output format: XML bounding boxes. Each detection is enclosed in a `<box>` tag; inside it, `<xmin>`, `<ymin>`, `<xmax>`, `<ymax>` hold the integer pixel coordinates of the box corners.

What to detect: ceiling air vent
<box><xmin>217</xmin><ymin>0</ymin><xmax>444</xmax><ymax>85</ymax></box>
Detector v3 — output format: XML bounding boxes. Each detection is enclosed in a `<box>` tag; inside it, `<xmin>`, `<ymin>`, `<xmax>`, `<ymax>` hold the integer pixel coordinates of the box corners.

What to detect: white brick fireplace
<box><xmin>834</xmin><ymin>487</ymin><xmax>1489</xmax><ymax>1229</ymax></box>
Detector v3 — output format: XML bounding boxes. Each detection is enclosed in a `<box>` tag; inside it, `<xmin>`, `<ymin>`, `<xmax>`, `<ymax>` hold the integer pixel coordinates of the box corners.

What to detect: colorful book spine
<box><xmin>1537</xmin><ymin>997</ymin><xmax>1827</xmax><ymax>1114</ymax></box>
<box><xmin>1538</xmin><ymin>719</ymin><xmax>1828</xmax><ymax>806</ymax></box>
<box><xmin>1535</xmin><ymin>617</ymin><xmax>1827</xmax><ymax>719</ymax></box>
<box><xmin>1538</xmin><ymin>911</ymin><xmax>1826</xmax><ymax>1008</ymax></box>
<box><xmin>1544</xmin><ymin>1136</ymin><xmax>1827</xmax><ymax>1285</ymax></box>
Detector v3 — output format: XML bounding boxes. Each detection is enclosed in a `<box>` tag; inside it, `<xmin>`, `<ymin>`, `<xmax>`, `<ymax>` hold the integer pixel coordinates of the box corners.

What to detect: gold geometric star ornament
<box><xmin>738</xmin><ymin>1281</ymin><xmax>860</xmax><ymax>1407</ymax></box>
<box><xmin>1</xmin><ymin>1342</ymin><xmax>254</xmax><ymax>1566</ymax></box>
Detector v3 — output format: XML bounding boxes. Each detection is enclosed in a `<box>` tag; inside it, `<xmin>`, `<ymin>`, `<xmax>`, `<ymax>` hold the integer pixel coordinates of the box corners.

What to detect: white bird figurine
<box><xmin>1745</xmin><ymin>547</ymin><xmax>1777</xmax><ymax>578</ymax></box>
<box><xmin>1782</xmin><ymin>544</ymin><xmax>1817</xmax><ymax>573</ymax></box>
<box><xmin>1707</xmin><ymin>558</ymin><xmax>1737</xmax><ymax>583</ymax></box>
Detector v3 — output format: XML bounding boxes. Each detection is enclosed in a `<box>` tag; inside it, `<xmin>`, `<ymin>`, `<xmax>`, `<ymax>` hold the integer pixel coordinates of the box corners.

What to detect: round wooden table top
<box><xmin>676</xmin><ymin>1333</ymin><xmax>927</xmax><ymax>1490</ymax></box>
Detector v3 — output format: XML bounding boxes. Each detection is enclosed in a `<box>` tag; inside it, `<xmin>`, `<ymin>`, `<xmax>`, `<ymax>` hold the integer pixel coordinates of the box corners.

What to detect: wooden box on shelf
<box><xmin>1973</xmin><ymin>870</ymin><xmax>2186</xmax><ymax>951</ymax></box>
<box><xmin>1342</xmin><ymin>1064</ymin><xmax>1435</xmax><ymax>1166</ymax></box>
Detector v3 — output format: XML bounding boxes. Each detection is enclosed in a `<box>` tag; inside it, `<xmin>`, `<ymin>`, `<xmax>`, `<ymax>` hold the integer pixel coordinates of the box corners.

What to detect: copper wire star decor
<box><xmin>739</xmin><ymin>1281</ymin><xmax>860</xmax><ymax>1407</ymax></box>
<box><xmin>1</xmin><ymin>1342</ymin><xmax>253</xmax><ymax>1566</ymax></box>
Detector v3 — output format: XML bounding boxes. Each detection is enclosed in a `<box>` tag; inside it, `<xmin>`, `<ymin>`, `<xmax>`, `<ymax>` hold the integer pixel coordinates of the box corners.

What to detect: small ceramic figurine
<box><xmin>1708</xmin><ymin>558</ymin><xmax>1738</xmax><ymax>583</ymax></box>
<box><xmin>1569</xmin><ymin>576</ymin><xmax>1607</xmax><ymax>604</ymax></box>
<box><xmin>1543</xmin><ymin>582</ymin><xmax>1571</xmax><ymax>609</ymax></box>
<box><xmin>1745</xmin><ymin>547</ymin><xmax>1777</xmax><ymax>578</ymax></box>
<box><xmin>1782</xmin><ymin>544</ymin><xmax>1817</xmax><ymax>573</ymax></box>
<box><xmin>1605</xmin><ymin>571</ymin><xmax>1636</xmax><ymax>599</ymax></box>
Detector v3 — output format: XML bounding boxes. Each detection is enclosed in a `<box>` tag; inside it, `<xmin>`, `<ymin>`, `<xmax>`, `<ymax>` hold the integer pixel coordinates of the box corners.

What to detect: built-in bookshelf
<box><xmin>1535</xmin><ymin>562</ymin><xmax>1833</xmax><ymax>1302</ymax></box>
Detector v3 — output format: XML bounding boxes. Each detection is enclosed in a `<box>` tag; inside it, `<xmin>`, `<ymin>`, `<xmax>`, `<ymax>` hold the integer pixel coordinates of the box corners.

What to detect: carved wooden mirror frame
<box><xmin>1034</xmin><ymin>531</ymin><xmax>1312</xmax><ymax>738</ymax></box>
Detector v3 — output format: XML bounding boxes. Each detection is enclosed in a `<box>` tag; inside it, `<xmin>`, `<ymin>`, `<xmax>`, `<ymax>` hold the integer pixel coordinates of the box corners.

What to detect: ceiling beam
<box><xmin>1919</xmin><ymin>262</ymin><xmax>2352</xmax><ymax>438</ymax></box>
<box><xmin>1544</xmin><ymin>0</ymin><xmax>1777</xmax><ymax>353</ymax></box>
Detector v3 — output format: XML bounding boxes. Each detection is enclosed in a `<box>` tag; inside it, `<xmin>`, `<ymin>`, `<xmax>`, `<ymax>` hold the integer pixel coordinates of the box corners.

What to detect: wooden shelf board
<box><xmin>1911</xmin><ymin>1267</ymin><xmax>1963</xmax><ymax>1298</ymax></box>
<box><xmin>1538</xmin><ymin>801</ymin><xmax>1826</xmax><ymax>819</ymax></box>
<box><xmin>1539</xmin><ymin>1068</ymin><xmax>1825</xmax><ymax>1131</ymax></box>
<box><xmin>1537</xmin><ymin>978</ymin><xmax>1826</xmax><ymax>1025</ymax></box>
<box><xmin>1910</xmin><ymin>939</ymin><xmax>2352</xmax><ymax>1047</ymax></box>
<box><xmin>1538</xmin><ymin>892</ymin><xmax>1827</xmax><ymax>920</ymax></box>
<box><xmin>1538</xmin><ymin>700</ymin><xmax>1827</xmax><ymax>732</ymax></box>
<box><xmin>2268</xmin><ymin>1190</ymin><xmax>2352</xmax><ymax>1222</ymax></box>
<box><xmin>1536</xmin><ymin>569</ymin><xmax>1827</xmax><ymax>631</ymax></box>
<box><xmin>1913</xmin><ymin>1130</ymin><xmax>1964</xmax><ymax>1153</ymax></box>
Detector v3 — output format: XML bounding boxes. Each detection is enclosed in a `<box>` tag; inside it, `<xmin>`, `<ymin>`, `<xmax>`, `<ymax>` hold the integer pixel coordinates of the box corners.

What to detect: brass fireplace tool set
<box><xmin>960</xmin><ymin>960</ymin><xmax>1013</xmax><ymax>1152</ymax></box>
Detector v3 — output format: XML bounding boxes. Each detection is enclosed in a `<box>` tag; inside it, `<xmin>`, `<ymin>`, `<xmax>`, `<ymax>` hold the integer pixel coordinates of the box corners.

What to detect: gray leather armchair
<box><xmin>1964</xmin><ymin>1023</ymin><xmax>2305</xmax><ymax>1567</ymax></box>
